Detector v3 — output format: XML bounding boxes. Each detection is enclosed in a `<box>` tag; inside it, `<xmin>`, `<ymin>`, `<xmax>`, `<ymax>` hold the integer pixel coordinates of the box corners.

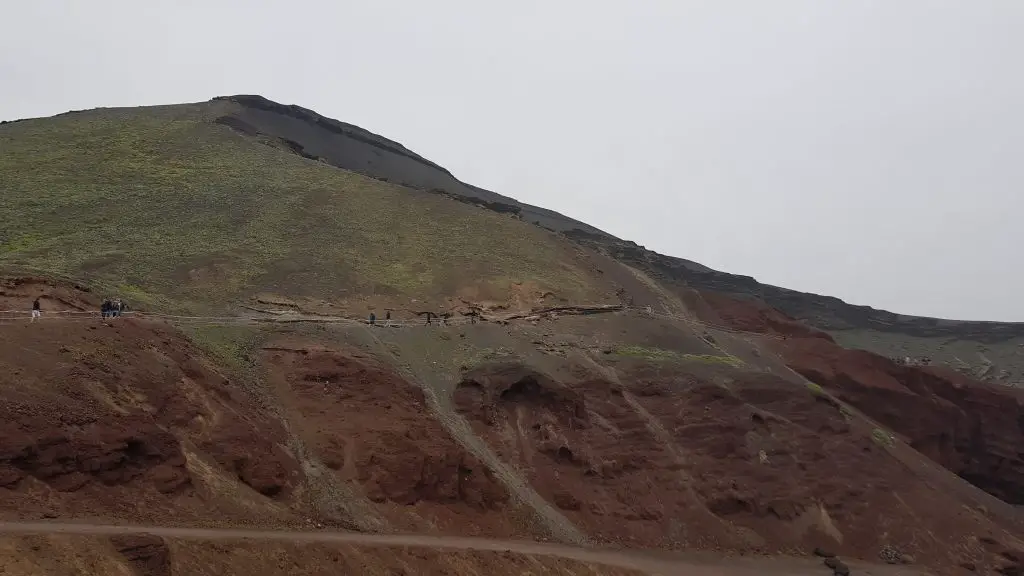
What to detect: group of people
<box><xmin>101</xmin><ymin>298</ymin><xmax>128</xmax><ymax>318</ymax></box>
<box><xmin>367</xmin><ymin>310</ymin><xmax>392</xmax><ymax>327</ymax></box>
<box><xmin>26</xmin><ymin>296</ymin><xmax>129</xmax><ymax>321</ymax></box>
<box><xmin>367</xmin><ymin>310</ymin><xmax>481</xmax><ymax>326</ymax></box>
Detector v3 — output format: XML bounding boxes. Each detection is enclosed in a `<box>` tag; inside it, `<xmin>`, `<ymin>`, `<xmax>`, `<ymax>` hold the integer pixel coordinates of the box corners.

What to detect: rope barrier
<box><xmin>0</xmin><ymin>304</ymin><xmax>803</xmax><ymax>341</ymax></box>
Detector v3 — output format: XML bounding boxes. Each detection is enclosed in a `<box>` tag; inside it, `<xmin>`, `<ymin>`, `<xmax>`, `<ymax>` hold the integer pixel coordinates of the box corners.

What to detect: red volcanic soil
<box><xmin>693</xmin><ymin>289</ymin><xmax>1024</xmax><ymax>575</ymax></box>
<box><xmin>692</xmin><ymin>288</ymin><xmax>1024</xmax><ymax>509</ymax></box>
<box><xmin>261</xmin><ymin>342</ymin><xmax>527</xmax><ymax>537</ymax></box>
<box><xmin>0</xmin><ymin>314</ymin><xmax>301</xmax><ymax>525</ymax></box>
<box><xmin>684</xmin><ymin>289</ymin><xmax>835</xmax><ymax>341</ymax></box>
<box><xmin>455</xmin><ymin>361</ymin><xmax>703</xmax><ymax>549</ymax></box>
<box><xmin>454</xmin><ymin>356</ymin><xmax>1024</xmax><ymax>575</ymax></box>
<box><xmin>0</xmin><ymin>276</ymin><xmax>99</xmax><ymax>315</ymax></box>
<box><xmin>778</xmin><ymin>337</ymin><xmax>1024</xmax><ymax>505</ymax></box>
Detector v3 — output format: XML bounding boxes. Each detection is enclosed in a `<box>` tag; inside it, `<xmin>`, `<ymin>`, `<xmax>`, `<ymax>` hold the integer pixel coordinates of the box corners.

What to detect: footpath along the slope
<box><xmin>0</xmin><ymin>303</ymin><xmax>802</xmax><ymax>343</ymax></box>
<box><xmin>0</xmin><ymin>521</ymin><xmax>922</xmax><ymax>576</ymax></box>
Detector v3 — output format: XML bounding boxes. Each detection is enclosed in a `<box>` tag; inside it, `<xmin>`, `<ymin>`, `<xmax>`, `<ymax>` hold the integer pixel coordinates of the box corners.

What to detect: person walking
<box><xmin>369</xmin><ymin>312</ymin><xmax>376</xmax><ymax>326</ymax></box>
<box><xmin>31</xmin><ymin>297</ymin><xmax>41</xmax><ymax>322</ymax></box>
<box><xmin>384</xmin><ymin>310</ymin><xmax>392</xmax><ymax>327</ymax></box>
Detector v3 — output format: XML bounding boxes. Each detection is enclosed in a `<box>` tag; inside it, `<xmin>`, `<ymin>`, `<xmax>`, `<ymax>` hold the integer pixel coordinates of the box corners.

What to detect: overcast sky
<box><xmin>2</xmin><ymin>1</ymin><xmax>1021</xmax><ymax>321</ymax></box>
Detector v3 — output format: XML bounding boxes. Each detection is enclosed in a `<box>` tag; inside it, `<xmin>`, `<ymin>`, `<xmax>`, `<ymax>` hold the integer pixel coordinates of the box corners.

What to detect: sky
<box><xmin>1</xmin><ymin>1</ymin><xmax>1021</xmax><ymax>321</ymax></box>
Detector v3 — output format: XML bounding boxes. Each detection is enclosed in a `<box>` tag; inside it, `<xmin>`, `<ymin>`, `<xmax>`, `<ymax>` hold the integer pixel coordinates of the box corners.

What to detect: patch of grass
<box><xmin>806</xmin><ymin>382</ymin><xmax>824</xmax><ymax>395</ymax></box>
<box><xmin>613</xmin><ymin>345</ymin><xmax>681</xmax><ymax>361</ymax></box>
<box><xmin>181</xmin><ymin>324</ymin><xmax>265</xmax><ymax>377</ymax></box>
<box><xmin>611</xmin><ymin>346</ymin><xmax>745</xmax><ymax>367</ymax></box>
<box><xmin>684</xmin><ymin>353</ymin><xmax>745</xmax><ymax>368</ymax></box>
<box><xmin>872</xmin><ymin>428</ymin><xmax>895</xmax><ymax>448</ymax></box>
<box><xmin>463</xmin><ymin>346</ymin><xmax>519</xmax><ymax>369</ymax></box>
<box><xmin>0</xmin><ymin>101</ymin><xmax>607</xmax><ymax>312</ymax></box>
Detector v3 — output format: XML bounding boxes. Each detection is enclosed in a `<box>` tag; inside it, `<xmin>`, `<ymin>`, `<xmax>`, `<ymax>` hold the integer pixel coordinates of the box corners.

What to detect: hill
<box><xmin>0</xmin><ymin>99</ymin><xmax>616</xmax><ymax>314</ymax></box>
<box><xmin>2</xmin><ymin>96</ymin><xmax>1024</xmax><ymax>575</ymax></box>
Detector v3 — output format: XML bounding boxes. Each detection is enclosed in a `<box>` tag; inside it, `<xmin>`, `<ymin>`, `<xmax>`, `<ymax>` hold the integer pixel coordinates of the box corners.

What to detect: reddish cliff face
<box><xmin>0</xmin><ymin>316</ymin><xmax>302</xmax><ymax>524</ymax></box>
<box><xmin>695</xmin><ymin>289</ymin><xmax>1024</xmax><ymax>508</ymax></box>
<box><xmin>261</xmin><ymin>344</ymin><xmax>523</xmax><ymax>537</ymax></box>
<box><xmin>453</xmin><ymin>358</ymin><xmax>1024</xmax><ymax>574</ymax></box>
<box><xmin>778</xmin><ymin>336</ymin><xmax>1024</xmax><ymax>506</ymax></box>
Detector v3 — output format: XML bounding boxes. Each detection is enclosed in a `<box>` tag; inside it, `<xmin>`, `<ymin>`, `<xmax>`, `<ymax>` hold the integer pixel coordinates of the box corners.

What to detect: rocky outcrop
<box><xmin>456</xmin><ymin>363</ymin><xmax>587</xmax><ymax>425</ymax></box>
<box><xmin>696</xmin><ymin>289</ymin><xmax>1024</xmax><ymax>506</ymax></box>
<box><xmin>110</xmin><ymin>534</ymin><xmax>171</xmax><ymax>576</ymax></box>
<box><xmin>0</xmin><ymin>416</ymin><xmax>190</xmax><ymax>494</ymax></box>
<box><xmin>261</xmin><ymin>345</ymin><xmax>515</xmax><ymax>534</ymax></box>
<box><xmin>780</xmin><ymin>337</ymin><xmax>1024</xmax><ymax>505</ymax></box>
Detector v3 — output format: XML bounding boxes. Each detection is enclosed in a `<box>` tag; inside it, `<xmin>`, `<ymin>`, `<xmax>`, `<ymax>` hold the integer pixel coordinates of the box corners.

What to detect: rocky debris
<box><xmin>234</xmin><ymin>454</ymin><xmax>293</xmax><ymax>497</ymax></box>
<box><xmin>813</xmin><ymin>547</ymin><xmax>836</xmax><ymax>558</ymax></box>
<box><xmin>456</xmin><ymin>363</ymin><xmax>587</xmax><ymax>425</ymax></box>
<box><xmin>997</xmin><ymin>550</ymin><xmax>1024</xmax><ymax>576</ymax></box>
<box><xmin>824</xmin><ymin>556</ymin><xmax>851</xmax><ymax>576</ymax></box>
<box><xmin>879</xmin><ymin>544</ymin><xmax>909</xmax><ymax>564</ymax></box>
<box><xmin>0</xmin><ymin>417</ymin><xmax>190</xmax><ymax>494</ymax></box>
<box><xmin>110</xmin><ymin>534</ymin><xmax>171</xmax><ymax>576</ymax></box>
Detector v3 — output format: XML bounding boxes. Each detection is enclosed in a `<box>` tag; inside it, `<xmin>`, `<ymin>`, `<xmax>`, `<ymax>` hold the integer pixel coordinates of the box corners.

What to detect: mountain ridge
<box><xmin>209</xmin><ymin>94</ymin><xmax>1024</xmax><ymax>338</ymax></box>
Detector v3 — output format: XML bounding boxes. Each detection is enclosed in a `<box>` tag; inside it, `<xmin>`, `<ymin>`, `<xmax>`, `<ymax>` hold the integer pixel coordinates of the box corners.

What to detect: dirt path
<box><xmin>0</xmin><ymin>521</ymin><xmax>918</xmax><ymax>575</ymax></box>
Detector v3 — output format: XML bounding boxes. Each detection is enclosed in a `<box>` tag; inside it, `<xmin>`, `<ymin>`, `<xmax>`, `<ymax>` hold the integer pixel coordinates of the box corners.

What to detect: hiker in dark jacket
<box><xmin>101</xmin><ymin>299</ymin><xmax>111</xmax><ymax>319</ymax></box>
<box><xmin>369</xmin><ymin>312</ymin><xmax>376</xmax><ymax>326</ymax></box>
<box><xmin>31</xmin><ymin>297</ymin><xmax>41</xmax><ymax>322</ymax></box>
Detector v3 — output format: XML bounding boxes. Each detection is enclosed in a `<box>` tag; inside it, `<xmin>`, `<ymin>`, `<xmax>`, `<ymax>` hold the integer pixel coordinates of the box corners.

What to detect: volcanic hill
<box><xmin>1</xmin><ymin>96</ymin><xmax>1023</xmax><ymax>576</ymax></box>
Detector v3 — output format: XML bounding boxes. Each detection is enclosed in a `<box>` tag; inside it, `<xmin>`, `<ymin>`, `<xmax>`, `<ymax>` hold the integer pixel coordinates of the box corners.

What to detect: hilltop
<box><xmin>1</xmin><ymin>96</ymin><xmax>1023</xmax><ymax>576</ymax></box>
<box><xmin>0</xmin><ymin>98</ymin><xmax>617</xmax><ymax>314</ymax></box>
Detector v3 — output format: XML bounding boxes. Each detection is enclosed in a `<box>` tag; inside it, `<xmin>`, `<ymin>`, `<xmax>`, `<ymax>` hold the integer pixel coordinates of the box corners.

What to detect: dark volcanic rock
<box><xmin>568</xmin><ymin>233</ymin><xmax>1024</xmax><ymax>343</ymax></box>
<box><xmin>455</xmin><ymin>362</ymin><xmax>588</xmax><ymax>424</ymax></box>
<box><xmin>110</xmin><ymin>534</ymin><xmax>171</xmax><ymax>576</ymax></box>
<box><xmin>211</xmin><ymin>95</ymin><xmax>606</xmax><ymax>237</ymax></box>
<box><xmin>0</xmin><ymin>416</ymin><xmax>190</xmax><ymax>494</ymax></box>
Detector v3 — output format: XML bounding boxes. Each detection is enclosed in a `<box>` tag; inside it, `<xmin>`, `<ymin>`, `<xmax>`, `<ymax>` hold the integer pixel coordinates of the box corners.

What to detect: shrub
<box><xmin>872</xmin><ymin>428</ymin><xmax>894</xmax><ymax>447</ymax></box>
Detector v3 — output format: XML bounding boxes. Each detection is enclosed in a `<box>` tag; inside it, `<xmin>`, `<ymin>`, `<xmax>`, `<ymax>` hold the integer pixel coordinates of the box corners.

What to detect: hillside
<box><xmin>2</xmin><ymin>96</ymin><xmax>1024</xmax><ymax>576</ymax></box>
<box><xmin>0</xmin><ymin>99</ymin><xmax>616</xmax><ymax>314</ymax></box>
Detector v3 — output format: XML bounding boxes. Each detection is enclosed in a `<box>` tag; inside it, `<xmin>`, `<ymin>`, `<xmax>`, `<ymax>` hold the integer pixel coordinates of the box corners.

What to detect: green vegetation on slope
<box><xmin>611</xmin><ymin>345</ymin><xmax>745</xmax><ymax>367</ymax></box>
<box><xmin>0</xmin><ymin>101</ymin><xmax>607</xmax><ymax>311</ymax></box>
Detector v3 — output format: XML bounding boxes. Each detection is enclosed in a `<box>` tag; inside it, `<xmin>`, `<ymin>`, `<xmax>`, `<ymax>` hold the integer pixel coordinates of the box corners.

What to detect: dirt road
<box><xmin>0</xmin><ymin>521</ymin><xmax>922</xmax><ymax>575</ymax></box>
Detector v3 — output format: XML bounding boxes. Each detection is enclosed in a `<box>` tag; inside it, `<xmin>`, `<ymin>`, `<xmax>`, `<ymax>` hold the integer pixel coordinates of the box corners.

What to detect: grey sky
<box><xmin>2</xmin><ymin>1</ymin><xmax>1021</xmax><ymax>321</ymax></box>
